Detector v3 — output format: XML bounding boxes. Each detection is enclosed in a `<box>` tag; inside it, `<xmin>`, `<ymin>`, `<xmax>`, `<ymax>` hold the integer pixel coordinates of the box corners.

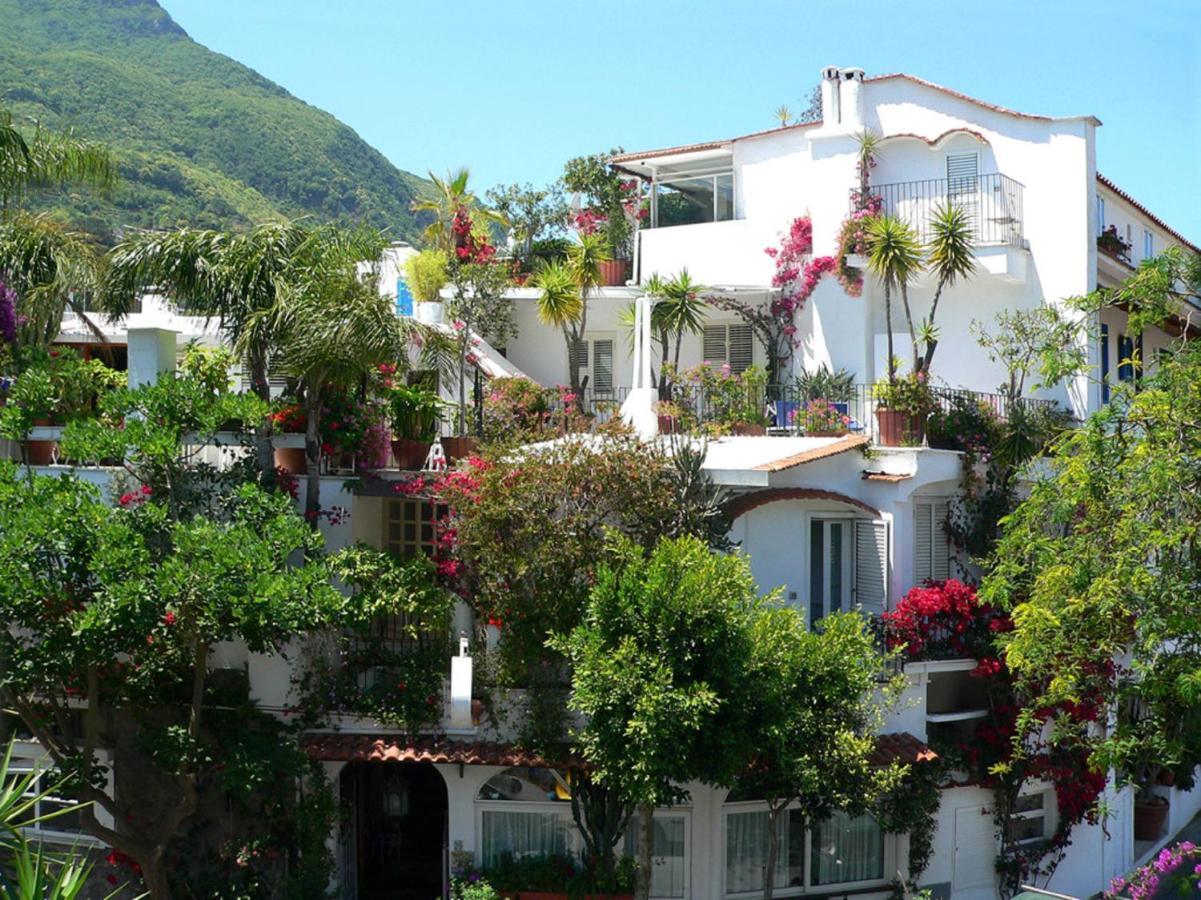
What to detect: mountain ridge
<box><xmin>0</xmin><ymin>0</ymin><xmax>431</xmax><ymax>242</ymax></box>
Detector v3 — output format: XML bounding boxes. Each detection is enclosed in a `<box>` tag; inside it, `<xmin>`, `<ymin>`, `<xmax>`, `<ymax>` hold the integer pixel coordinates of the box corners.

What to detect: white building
<box><xmin>15</xmin><ymin>67</ymin><xmax>1201</xmax><ymax>900</ymax></box>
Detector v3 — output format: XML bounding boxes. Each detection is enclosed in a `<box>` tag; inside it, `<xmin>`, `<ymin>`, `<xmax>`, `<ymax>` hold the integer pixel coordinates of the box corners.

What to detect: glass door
<box><xmin>809</xmin><ymin>519</ymin><xmax>852</xmax><ymax>628</ymax></box>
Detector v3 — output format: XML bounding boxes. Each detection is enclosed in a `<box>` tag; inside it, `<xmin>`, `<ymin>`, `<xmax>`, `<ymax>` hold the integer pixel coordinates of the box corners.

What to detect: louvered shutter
<box><xmin>571</xmin><ymin>339</ymin><xmax>589</xmax><ymax>371</ymax></box>
<box><xmin>703</xmin><ymin>325</ymin><xmax>726</xmax><ymax>363</ymax></box>
<box><xmin>915</xmin><ymin>501</ymin><xmax>951</xmax><ymax>583</ymax></box>
<box><xmin>592</xmin><ymin>340</ymin><xmax>614</xmax><ymax>393</ymax></box>
<box><xmin>728</xmin><ymin>324</ymin><xmax>754</xmax><ymax>374</ymax></box>
<box><xmin>946</xmin><ymin>154</ymin><xmax>979</xmax><ymax>235</ymax></box>
<box><xmin>853</xmin><ymin>518</ymin><xmax>889</xmax><ymax>616</ymax></box>
<box><xmin>239</xmin><ymin>356</ymin><xmax>288</xmax><ymax>396</ymax></box>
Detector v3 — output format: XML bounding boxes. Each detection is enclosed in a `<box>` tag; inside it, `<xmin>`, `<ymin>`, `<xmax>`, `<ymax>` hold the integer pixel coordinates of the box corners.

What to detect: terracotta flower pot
<box><xmin>657</xmin><ymin>414</ymin><xmax>677</xmax><ymax>434</ymax></box>
<box><xmin>875</xmin><ymin>408</ymin><xmax>926</xmax><ymax>447</ymax></box>
<box><xmin>598</xmin><ymin>258</ymin><xmax>631</xmax><ymax>287</ymax></box>
<box><xmin>441</xmin><ymin>436</ymin><xmax>477</xmax><ymax>463</ymax></box>
<box><xmin>23</xmin><ymin>439</ymin><xmax>57</xmax><ymax>466</ymax></box>
<box><xmin>807</xmin><ymin>429</ymin><xmax>849</xmax><ymax>438</ymax></box>
<box><xmin>273</xmin><ymin>447</ymin><xmax>307</xmax><ymax>475</ymax></box>
<box><xmin>1133</xmin><ymin>798</ymin><xmax>1170</xmax><ymax>840</ymax></box>
<box><xmin>1157</xmin><ymin>769</ymin><xmax>1177</xmax><ymax>787</ymax></box>
<box><xmin>390</xmin><ymin>438</ymin><xmax>431</xmax><ymax>471</ymax></box>
<box><xmin>732</xmin><ymin>423</ymin><xmax>766</xmax><ymax>436</ymax></box>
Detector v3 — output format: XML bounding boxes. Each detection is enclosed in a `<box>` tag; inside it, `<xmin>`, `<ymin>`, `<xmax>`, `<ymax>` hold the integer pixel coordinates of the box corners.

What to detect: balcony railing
<box><xmin>861</xmin><ymin>173</ymin><xmax>1026</xmax><ymax>248</ymax></box>
<box><xmin>570</xmin><ymin>383</ymin><xmax>1058</xmax><ymax>444</ymax></box>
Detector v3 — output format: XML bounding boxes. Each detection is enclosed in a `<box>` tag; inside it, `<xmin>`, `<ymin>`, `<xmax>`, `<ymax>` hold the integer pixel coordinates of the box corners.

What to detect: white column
<box><xmin>620</xmin><ymin>292</ymin><xmax>659</xmax><ymax>439</ymax></box>
<box><xmin>126</xmin><ymin>327</ymin><xmax>179</xmax><ymax>388</ymax></box>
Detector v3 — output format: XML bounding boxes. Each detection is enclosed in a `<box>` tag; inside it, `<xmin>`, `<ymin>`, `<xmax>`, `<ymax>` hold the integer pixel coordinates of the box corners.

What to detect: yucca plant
<box><xmin>919</xmin><ymin>203</ymin><xmax>976</xmax><ymax>374</ymax></box>
<box><xmin>865</xmin><ymin>215</ymin><xmax>923</xmax><ymax>382</ymax></box>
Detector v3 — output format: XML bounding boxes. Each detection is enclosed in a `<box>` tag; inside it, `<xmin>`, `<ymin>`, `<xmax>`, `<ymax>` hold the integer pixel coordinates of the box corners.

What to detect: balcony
<box><xmin>862</xmin><ymin>173</ymin><xmax>1026</xmax><ymax>249</ymax></box>
<box><xmin>638</xmin><ymin>218</ymin><xmax>778</xmax><ymax>287</ymax></box>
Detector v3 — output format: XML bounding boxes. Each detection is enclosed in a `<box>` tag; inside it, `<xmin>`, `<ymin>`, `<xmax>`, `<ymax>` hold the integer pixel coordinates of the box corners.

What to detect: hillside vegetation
<box><xmin>0</xmin><ymin>0</ymin><xmax>430</xmax><ymax>242</ymax></box>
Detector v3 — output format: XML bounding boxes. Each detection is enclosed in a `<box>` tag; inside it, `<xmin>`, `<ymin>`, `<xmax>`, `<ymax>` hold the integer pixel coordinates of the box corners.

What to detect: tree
<box><xmin>644</xmin><ymin>270</ymin><xmax>707</xmax><ymax>391</ymax></box>
<box><xmin>865</xmin><ymin>215</ymin><xmax>923</xmax><ymax>382</ymax></box>
<box><xmin>532</xmin><ymin>233</ymin><xmax>608</xmax><ymax>401</ymax></box>
<box><xmin>980</xmin><ymin>331</ymin><xmax>1201</xmax><ymax>799</ymax></box>
<box><xmin>735</xmin><ymin>610</ymin><xmax>901</xmax><ymax>900</ymax></box>
<box><xmin>0</xmin><ymin>214</ymin><xmax>104</xmax><ymax>355</ymax></box>
<box><xmin>404</xmin><ymin>248</ymin><xmax>449</xmax><ymax>304</ymax></box>
<box><xmin>918</xmin><ymin>203</ymin><xmax>976</xmax><ymax>375</ymax></box>
<box><xmin>562</xmin><ymin>150</ymin><xmax>636</xmax><ymax>260</ymax></box>
<box><xmin>413</xmin><ymin>168</ymin><xmax>506</xmax><ymax>254</ymax></box>
<box><xmin>970</xmin><ymin>306</ymin><xmax>1086</xmax><ymax>409</ymax></box>
<box><xmin>262</xmin><ymin>233</ymin><xmax>409</xmax><ymax>521</ymax></box>
<box><xmin>0</xmin><ymin>380</ymin><xmax>346</xmax><ymax>898</ymax></box>
<box><xmin>0</xmin><ymin>110</ymin><xmax>117</xmax><ymax>219</ymax></box>
<box><xmin>103</xmin><ymin>220</ymin><xmax>383</xmax><ymax>482</ymax></box>
<box><xmin>772</xmin><ymin>105</ymin><xmax>793</xmax><ymax>126</ymax></box>
<box><xmin>553</xmin><ymin>535</ymin><xmax>763</xmax><ymax>900</ymax></box>
<box><xmin>484</xmin><ymin>181</ymin><xmax>569</xmax><ymax>260</ymax></box>
<box><xmin>445</xmin><ymin>254</ymin><xmax>514</xmax><ymax>436</ymax></box>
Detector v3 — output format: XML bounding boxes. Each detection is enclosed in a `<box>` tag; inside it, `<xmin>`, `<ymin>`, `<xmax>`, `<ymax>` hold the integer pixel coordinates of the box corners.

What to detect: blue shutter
<box><xmin>1100</xmin><ymin>324</ymin><xmax>1110</xmax><ymax>404</ymax></box>
<box><xmin>396</xmin><ymin>278</ymin><xmax>414</xmax><ymax>317</ymax></box>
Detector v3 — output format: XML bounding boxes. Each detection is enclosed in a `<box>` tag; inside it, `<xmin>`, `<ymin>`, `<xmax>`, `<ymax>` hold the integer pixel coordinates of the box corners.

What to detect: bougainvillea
<box><xmin>1106</xmin><ymin>841</ymin><xmax>1201</xmax><ymax>900</ymax></box>
<box><xmin>0</xmin><ymin>279</ymin><xmax>17</xmax><ymax>345</ymax></box>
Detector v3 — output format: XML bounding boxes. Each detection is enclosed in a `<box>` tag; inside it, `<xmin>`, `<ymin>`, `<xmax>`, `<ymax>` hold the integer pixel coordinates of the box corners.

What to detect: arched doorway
<box><xmin>342</xmin><ymin>760</ymin><xmax>448</xmax><ymax>900</ymax></box>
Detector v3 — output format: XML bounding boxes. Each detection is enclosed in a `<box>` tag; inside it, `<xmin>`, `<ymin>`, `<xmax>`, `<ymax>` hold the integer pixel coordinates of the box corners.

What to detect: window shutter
<box><xmin>853</xmin><ymin>518</ymin><xmax>889</xmax><ymax>616</ymax></box>
<box><xmin>592</xmin><ymin>340</ymin><xmax>614</xmax><ymax>393</ymax></box>
<box><xmin>703</xmin><ymin>325</ymin><xmax>726</xmax><ymax>363</ymax></box>
<box><xmin>946</xmin><ymin>154</ymin><xmax>979</xmax><ymax>234</ymax></box>
<box><xmin>571</xmin><ymin>339</ymin><xmax>589</xmax><ymax>370</ymax></box>
<box><xmin>728</xmin><ymin>324</ymin><xmax>754</xmax><ymax>374</ymax></box>
<box><xmin>915</xmin><ymin>501</ymin><xmax>951</xmax><ymax>582</ymax></box>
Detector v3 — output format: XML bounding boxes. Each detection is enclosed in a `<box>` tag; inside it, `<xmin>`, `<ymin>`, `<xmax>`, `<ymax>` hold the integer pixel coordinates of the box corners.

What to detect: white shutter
<box><xmin>853</xmin><ymin>518</ymin><xmax>889</xmax><ymax>616</ymax></box>
<box><xmin>571</xmin><ymin>339</ymin><xmax>589</xmax><ymax>369</ymax></box>
<box><xmin>592</xmin><ymin>339</ymin><xmax>614</xmax><ymax>393</ymax></box>
<box><xmin>728</xmin><ymin>324</ymin><xmax>754</xmax><ymax>374</ymax></box>
<box><xmin>946</xmin><ymin>153</ymin><xmax>979</xmax><ymax>235</ymax></box>
<box><xmin>914</xmin><ymin>500</ymin><xmax>951</xmax><ymax>582</ymax></box>
<box><xmin>703</xmin><ymin>325</ymin><xmax>726</xmax><ymax>363</ymax></box>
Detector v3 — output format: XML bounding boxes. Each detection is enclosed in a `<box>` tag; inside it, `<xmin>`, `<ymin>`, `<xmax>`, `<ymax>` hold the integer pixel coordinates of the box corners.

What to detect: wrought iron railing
<box><xmin>859</xmin><ymin>173</ymin><xmax>1026</xmax><ymax>248</ymax></box>
<box><xmin>568</xmin><ymin>383</ymin><xmax>1058</xmax><ymax>444</ymax></box>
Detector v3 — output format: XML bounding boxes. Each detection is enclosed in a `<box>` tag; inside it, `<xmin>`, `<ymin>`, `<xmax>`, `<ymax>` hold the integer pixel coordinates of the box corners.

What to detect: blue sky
<box><xmin>162</xmin><ymin>0</ymin><xmax>1201</xmax><ymax>242</ymax></box>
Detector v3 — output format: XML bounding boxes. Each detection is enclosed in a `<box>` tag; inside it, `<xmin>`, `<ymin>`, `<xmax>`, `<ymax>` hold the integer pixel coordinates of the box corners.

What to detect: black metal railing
<box><xmin>860</xmin><ymin>173</ymin><xmax>1026</xmax><ymax>248</ymax></box>
<box><xmin>570</xmin><ymin>383</ymin><xmax>1057</xmax><ymax>444</ymax></box>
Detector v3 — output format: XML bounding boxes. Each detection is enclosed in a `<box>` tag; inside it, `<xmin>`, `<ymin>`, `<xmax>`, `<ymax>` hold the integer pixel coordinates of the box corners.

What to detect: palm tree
<box><xmin>657</xmin><ymin>269</ymin><xmax>708</xmax><ymax>373</ymax></box>
<box><xmin>918</xmin><ymin>203</ymin><xmax>976</xmax><ymax>374</ymax></box>
<box><xmin>773</xmin><ymin>105</ymin><xmax>793</xmax><ymax>127</ymax></box>
<box><xmin>412</xmin><ymin>167</ymin><xmax>506</xmax><ymax>253</ymax></box>
<box><xmin>0</xmin><ymin>111</ymin><xmax>117</xmax><ymax>219</ymax></box>
<box><xmin>534</xmin><ymin>233</ymin><xmax>609</xmax><ymax>400</ymax></box>
<box><xmin>264</xmin><ymin>235</ymin><xmax>406</xmax><ymax>522</ymax></box>
<box><xmin>103</xmin><ymin>220</ymin><xmax>382</xmax><ymax>481</ymax></box>
<box><xmin>865</xmin><ymin>215</ymin><xmax>923</xmax><ymax>382</ymax></box>
<box><xmin>0</xmin><ymin>214</ymin><xmax>104</xmax><ymax>353</ymax></box>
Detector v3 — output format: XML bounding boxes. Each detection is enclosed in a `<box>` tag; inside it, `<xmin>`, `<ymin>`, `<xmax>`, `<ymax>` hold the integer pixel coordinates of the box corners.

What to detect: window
<box><xmin>5</xmin><ymin>769</ymin><xmax>83</xmax><ymax>839</ymax></box>
<box><xmin>1007</xmin><ymin>791</ymin><xmax>1053</xmax><ymax>844</ymax></box>
<box><xmin>384</xmin><ymin>497</ymin><xmax>445</xmax><ymax>559</ymax></box>
<box><xmin>651</xmin><ymin>170</ymin><xmax>734</xmax><ymax>227</ymax></box>
<box><xmin>478</xmin><ymin>767</ymin><xmax>573</xmax><ymax>868</ymax></box>
<box><xmin>946</xmin><ymin>154</ymin><xmax>980</xmax><ymax>229</ymax></box>
<box><xmin>1116</xmin><ymin>332</ymin><xmax>1142</xmax><ymax>384</ymax></box>
<box><xmin>572</xmin><ymin>338</ymin><xmax>615</xmax><ymax>395</ymax></box>
<box><xmin>724</xmin><ymin>804</ymin><xmax>886</xmax><ymax>894</ymax></box>
<box><xmin>1100</xmin><ymin>323</ymin><xmax>1110</xmax><ymax>404</ymax></box>
<box><xmin>702</xmin><ymin>323</ymin><xmax>753</xmax><ymax>374</ymax></box>
<box><xmin>1097</xmin><ymin>196</ymin><xmax>1106</xmax><ymax>236</ymax></box>
<box><xmin>914</xmin><ymin>500</ymin><xmax>951</xmax><ymax>583</ymax></box>
<box><xmin>623</xmin><ymin>814</ymin><xmax>688</xmax><ymax>898</ymax></box>
<box><xmin>1144</xmin><ymin>229</ymin><xmax>1154</xmax><ymax>261</ymax></box>
<box><xmin>809</xmin><ymin>519</ymin><xmax>851</xmax><ymax>628</ymax></box>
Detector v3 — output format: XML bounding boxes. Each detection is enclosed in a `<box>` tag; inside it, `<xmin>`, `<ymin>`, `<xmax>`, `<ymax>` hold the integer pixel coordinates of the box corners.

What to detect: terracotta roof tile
<box><xmin>862</xmin><ymin>471</ymin><xmax>912</xmax><ymax>483</ymax></box>
<box><xmin>753</xmin><ymin>434</ymin><xmax>869</xmax><ymax>473</ymax></box>
<box><xmin>869</xmin><ymin>732</ymin><xmax>938</xmax><ymax>767</ymax></box>
<box><xmin>1096</xmin><ymin>172</ymin><xmax>1199</xmax><ymax>254</ymax></box>
<box><xmin>864</xmin><ymin>73</ymin><xmax>1065</xmax><ymax>123</ymax></box>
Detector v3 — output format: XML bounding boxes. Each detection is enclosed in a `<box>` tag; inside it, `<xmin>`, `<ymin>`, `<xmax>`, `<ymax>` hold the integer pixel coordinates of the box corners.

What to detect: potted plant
<box><xmin>1097</xmin><ymin>224</ymin><xmax>1132</xmax><ymax>263</ymax></box>
<box><xmin>873</xmin><ymin>372</ymin><xmax>932</xmax><ymax>446</ymax></box>
<box><xmin>1133</xmin><ymin>787</ymin><xmax>1170</xmax><ymax>841</ymax></box>
<box><xmin>0</xmin><ymin>367</ymin><xmax>56</xmax><ymax>464</ymax></box>
<box><xmin>388</xmin><ymin>383</ymin><xmax>441</xmax><ymax>470</ymax></box>
<box><xmin>270</xmin><ymin>401</ymin><xmax>308</xmax><ymax>473</ymax></box>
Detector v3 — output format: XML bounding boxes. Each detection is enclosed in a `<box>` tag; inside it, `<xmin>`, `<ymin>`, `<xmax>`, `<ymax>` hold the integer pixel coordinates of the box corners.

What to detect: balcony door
<box><xmin>946</xmin><ymin>153</ymin><xmax>980</xmax><ymax>234</ymax></box>
<box><xmin>809</xmin><ymin>518</ymin><xmax>852</xmax><ymax>628</ymax></box>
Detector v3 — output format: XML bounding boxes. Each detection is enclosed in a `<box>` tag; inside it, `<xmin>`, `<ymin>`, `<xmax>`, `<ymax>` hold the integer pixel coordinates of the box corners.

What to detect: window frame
<box><xmin>649</xmin><ymin>168</ymin><xmax>735</xmax><ymax>229</ymax></box>
<box><xmin>621</xmin><ymin>809</ymin><xmax>692</xmax><ymax>899</ymax></box>
<box><xmin>808</xmin><ymin>516</ymin><xmax>853</xmax><ymax>628</ymax></box>
<box><xmin>1007</xmin><ymin>788</ymin><xmax>1056</xmax><ymax>847</ymax></box>
<box><xmin>721</xmin><ymin>798</ymin><xmax>892</xmax><ymax>897</ymax></box>
<box><xmin>1143</xmin><ymin>229</ymin><xmax>1154</xmax><ymax>261</ymax></box>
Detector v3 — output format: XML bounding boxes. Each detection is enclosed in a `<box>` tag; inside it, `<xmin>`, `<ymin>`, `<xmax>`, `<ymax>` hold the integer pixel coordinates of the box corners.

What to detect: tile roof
<box><xmin>753</xmin><ymin>433</ymin><xmax>870</xmax><ymax>472</ymax></box>
<box><xmin>303</xmin><ymin>732</ymin><xmax>934</xmax><ymax>769</ymax></box>
<box><xmin>1096</xmin><ymin>172</ymin><xmax>1199</xmax><ymax>254</ymax></box>
<box><xmin>610</xmin><ymin>120</ymin><xmax>822</xmax><ymax>165</ymax></box>
<box><xmin>862</xmin><ymin>471</ymin><xmax>912</xmax><ymax>483</ymax></box>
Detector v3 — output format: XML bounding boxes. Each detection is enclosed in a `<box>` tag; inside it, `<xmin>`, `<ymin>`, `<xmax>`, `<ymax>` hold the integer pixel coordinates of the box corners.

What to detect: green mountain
<box><xmin>0</xmin><ymin>0</ymin><xmax>430</xmax><ymax>242</ymax></box>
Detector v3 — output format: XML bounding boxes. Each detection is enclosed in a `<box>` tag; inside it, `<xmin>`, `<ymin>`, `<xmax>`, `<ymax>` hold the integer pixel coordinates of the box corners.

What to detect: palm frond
<box><xmin>532</xmin><ymin>259</ymin><xmax>582</xmax><ymax>327</ymax></box>
<box><xmin>866</xmin><ymin>215</ymin><xmax>923</xmax><ymax>288</ymax></box>
<box><xmin>927</xmin><ymin>203</ymin><xmax>976</xmax><ymax>287</ymax></box>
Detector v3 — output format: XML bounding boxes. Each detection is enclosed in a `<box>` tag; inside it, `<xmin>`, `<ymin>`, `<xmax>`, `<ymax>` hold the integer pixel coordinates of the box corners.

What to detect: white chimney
<box><xmin>840</xmin><ymin>68</ymin><xmax>866</xmax><ymax>130</ymax></box>
<box><xmin>820</xmin><ymin>66</ymin><xmax>842</xmax><ymax>125</ymax></box>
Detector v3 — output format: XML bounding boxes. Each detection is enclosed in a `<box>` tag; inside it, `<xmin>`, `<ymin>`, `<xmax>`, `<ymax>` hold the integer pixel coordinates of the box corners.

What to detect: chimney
<box><xmin>840</xmin><ymin>68</ymin><xmax>866</xmax><ymax>130</ymax></box>
<box><xmin>820</xmin><ymin>66</ymin><xmax>842</xmax><ymax>125</ymax></box>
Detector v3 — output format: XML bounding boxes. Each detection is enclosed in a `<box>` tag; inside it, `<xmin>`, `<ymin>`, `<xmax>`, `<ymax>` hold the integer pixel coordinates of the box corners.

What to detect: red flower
<box><xmin>163</xmin><ymin>611</ymin><xmax>176</xmax><ymax>626</ymax></box>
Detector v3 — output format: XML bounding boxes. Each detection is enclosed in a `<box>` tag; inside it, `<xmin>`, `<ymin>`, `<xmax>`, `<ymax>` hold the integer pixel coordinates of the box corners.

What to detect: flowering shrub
<box><xmin>270</xmin><ymin>403</ymin><xmax>306</xmax><ymax>433</ymax></box>
<box><xmin>792</xmin><ymin>399</ymin><xmax>851</xmax><ymax>434</ymax></box>
<box><xmin>873</xmin><ymin>370</ymin><xmax>933</xmax><ymax>415</ymax></box>
<box><xmin>452</xmin><ymin>205</ymin><xmax>496</xmax><ymax>263</ymax></box>
<box><xmin>666</xmin><ymin>362</ymin><xmax>769</xmax><ymax>433</ymax></box>
<box><xmin>1106</xmin><ymin>841</ymin><xmax>1201</xmax><ymax>899</ymax></box>
<box><xmin>884</xmin><ymin>579</ymin><xmax>1004</xmax><ymax>660</ymax></box>
<box><xmin>0</xmin><ymin>279</ymin><xmax>17</xmax><ymax>345</ymax></box>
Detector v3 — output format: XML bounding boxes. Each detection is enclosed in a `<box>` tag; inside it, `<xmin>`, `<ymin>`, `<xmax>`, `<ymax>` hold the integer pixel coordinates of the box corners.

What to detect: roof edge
<box><xmin>1097</xmin><ymin>172</ymin><xmax>1200</xmax><ymax>254</ymax></box>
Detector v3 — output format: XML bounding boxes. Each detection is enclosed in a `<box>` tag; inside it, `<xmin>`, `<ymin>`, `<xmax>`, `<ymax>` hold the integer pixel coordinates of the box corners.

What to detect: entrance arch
<box><xmin>342</xmin><ymin>760</ymin><xmax>449</xmax><ymax>900</ymax></box>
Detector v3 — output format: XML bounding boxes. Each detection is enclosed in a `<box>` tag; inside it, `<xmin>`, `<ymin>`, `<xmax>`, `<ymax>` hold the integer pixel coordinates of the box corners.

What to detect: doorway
<box><xmin>343</xmin><ymin>761</ymin><xmax>448</xmax><ymax>900</ymax></box>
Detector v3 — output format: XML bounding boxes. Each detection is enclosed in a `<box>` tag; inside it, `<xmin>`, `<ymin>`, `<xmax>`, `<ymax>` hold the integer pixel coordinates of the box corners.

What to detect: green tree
<box><xmin>735</xmin><ymin>610</ymin><xmax>901</xmax><ymax>899</ymax></box>
<box><xmin>980</xmin><ymin>337</ymin><xmax>1201</xmax><ymax>800</ymax></box>
<box><xmin>533</xmin><ymin>234</ymin><xmax>609</xmax><ymax>400</ymax></box>
<box><xmin>0</xmin><ymin>110</ymin><xmax>116</xmax><ymax>219</ymax></box>
<box><xmin>445</xmin><ymin>257</ymin><xmax>514</xmax><ymax>435</ymax></box>
<box><xmin>102</xmin><ymin>220</ymin><xmax>384</xmax><ymax>481</ymax></box>
<box><xmin>865</xmin><ymin>215</ymin><xmax>923</xmax><ymax>382</ymax></box>
<box><xmin>562</xmin><ymin>150</ymin><xmax>634</xmax><ymax>260</ymax></box>
<box><xmin>484</xmin><ymin>181</ymin><xmax>568</xmax><ymax>260</ymax></box>
<box><xmin>555</xmin><ymin>535</ymin><xmax>763</xmax><ymax>900</ymax></box>
<box><xmin>918</xmin><ymin>203</ymin><xmax>976</xmax><ymax>375</ymax></box>
<box><xmin>413</xmin><ymin>168</ymin><xmax>506</xmax><ymax>253</ymax></box>
<box><xmin>404</xmin><ymin>247</ymin><xmax>449</xmax><ymax>304</ymax></box>
<box><xmin>0</xmin><ymin>379</ymin><xmax>345</xmax><ymax>899</ymax></box>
